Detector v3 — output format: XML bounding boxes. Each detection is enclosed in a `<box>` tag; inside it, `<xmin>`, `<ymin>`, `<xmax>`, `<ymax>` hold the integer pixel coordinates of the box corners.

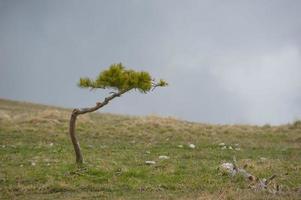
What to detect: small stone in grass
<box><xmin>177</xmin><ymin>144</ymin><xmax>183</xmax><ymax>148</ymax></box>
<box><xmin>260</xmin><ymin>157</ymin><xmax>267</xmax><ymax>161</ymax></box>
<box><xmin>235</xmin><ymin>148</ymin><xmax>241</xmax><ymax>151</ymax></box>
<box><xmin>145</xmin><ymin>161</ymin><xmax>156</xmax><ymax>165</ymax></box>
<box><xmin>228</xmin><ymin>146</ymin><xmax>233</xmax><ymax>150</ymax></box>
<box><xmin>221</xmin><ymin>146</ymin><xmax>227</xmax><ymax>150</ymax></box>
<box><xmin>159</xmin><ymin>155</ymin><xmax>170</xmax><ymax>160</ymax></box>
<box><xmin>218</xmin><ymin>143</ymin><xmax>225</xmax><ymax>146</ymax></box>
<box><xmin>189</xmin><ymin>144</ymin><xmax>196</xmax><ymax>149</ymax></box>
<box><xmin>49</xmin><ymin>143</ymin><xmax>54</xmax><ymax>147</ymax></box>
<box><xmin>31</xmin><ymin>162</ymin><xmax>36</xmax><ymax>166</ymax></box>
<box><xmin>220</xmin><ymin>162</ymin><xmax>234</xmax><ymax>172</ymax></box>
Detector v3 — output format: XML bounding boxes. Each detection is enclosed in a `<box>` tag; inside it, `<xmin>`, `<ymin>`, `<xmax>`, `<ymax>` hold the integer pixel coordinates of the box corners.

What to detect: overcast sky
<box><xmin>1</xmin><ymin>0</ymin><xmax>301</xmax><ymax>125</ymax></box>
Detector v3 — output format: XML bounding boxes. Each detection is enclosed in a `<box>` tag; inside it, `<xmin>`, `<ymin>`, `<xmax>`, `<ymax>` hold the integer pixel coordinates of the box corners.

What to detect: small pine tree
<box><xmin>69</xmin><ymin>63</ymin><xmax>167</xmax><ymax>164</ymax></box>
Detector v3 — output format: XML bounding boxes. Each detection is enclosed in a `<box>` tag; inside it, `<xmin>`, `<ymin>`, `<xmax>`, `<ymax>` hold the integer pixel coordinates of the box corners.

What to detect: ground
<box><xmin>0</xmin><ymin>98</ymin><xmax>300</xmax><ymax>199</ymax></box>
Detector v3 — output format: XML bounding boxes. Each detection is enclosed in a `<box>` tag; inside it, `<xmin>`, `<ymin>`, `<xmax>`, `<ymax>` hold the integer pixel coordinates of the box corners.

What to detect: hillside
<box><xmin>0</xmin><ymin>98</ymin><xmax>300</xmax><ymax>199</ymax></box>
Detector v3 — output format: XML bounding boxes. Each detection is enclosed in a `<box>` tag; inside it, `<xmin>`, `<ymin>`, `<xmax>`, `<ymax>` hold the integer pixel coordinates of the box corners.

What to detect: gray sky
<box><xmin>1</xmin><ymin>0</ymin><xmax>301</xmax><ymax>125</ymax></box>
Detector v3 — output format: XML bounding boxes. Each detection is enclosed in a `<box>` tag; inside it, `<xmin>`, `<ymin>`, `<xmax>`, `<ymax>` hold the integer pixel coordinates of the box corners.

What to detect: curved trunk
<box><xmin>68</xmin><ymin>89</ymin><xmax>129</xmax><ymax>164</ymax></box>
<box><xmin>69</xmin><ymin>110</ymin><xmax>83</xmax><ymax>164</ymax></box>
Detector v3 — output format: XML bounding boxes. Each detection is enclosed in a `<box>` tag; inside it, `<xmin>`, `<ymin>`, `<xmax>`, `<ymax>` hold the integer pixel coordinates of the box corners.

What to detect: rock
<box><xmin>228</xmin><ymin>146</ymin><xmax>233</xmax><ymax>150</ymax></box>
<box><xmin>159</xmin><ymin>155</ymin><xmax>170</xmax><ymax>160</ymax></box>
<box><xmin>189</xmin><ymin>144</ymin><xmax>196</xmax><ymax>149</ymax></box>
<box><xmin>221</xmin><ymin>146</ymin><xmax>227</xmax><ymax>150</ymax></box>
<box><xmin>145</xmin><ymin>161</ymin><xmax>156</xmax><ymax>165</ymax></box>
<box><xmin>260</xmin><ymin>157</ymin><xmax>267</xmax><ymax>161</ymax></box>
<box><xmin>221</xmin><ymin>162</ymin><xmax>234</xmax><ymax>170</ymax></box>
<box><xmin>220</xmin><ymin>162</ymin><xmax>235</xmax><ymax>174</ymax></box>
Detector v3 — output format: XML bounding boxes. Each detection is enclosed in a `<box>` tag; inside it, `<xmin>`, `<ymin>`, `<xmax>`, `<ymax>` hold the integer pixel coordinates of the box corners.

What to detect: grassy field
<box><xmin>0</xmin><ymin>98</ymin><xmax>300</xmax><ymax>199</ymax></box>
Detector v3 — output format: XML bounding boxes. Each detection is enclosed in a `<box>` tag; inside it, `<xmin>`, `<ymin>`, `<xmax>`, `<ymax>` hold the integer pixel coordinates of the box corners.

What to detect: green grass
<box><xmin>0</xmin><ymin>98</ymin><xmax>300</xmax><ymax>199</ymax></box>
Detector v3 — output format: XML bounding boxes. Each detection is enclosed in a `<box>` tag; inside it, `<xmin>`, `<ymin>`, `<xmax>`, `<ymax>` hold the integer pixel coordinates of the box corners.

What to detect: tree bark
<box><xmin>69</xmin><ymin>110</ymin><xmax>83</xmax><ymax>164</ymax></box>
<box><xmin>69</xmin><ymin>90</ymin><xmax>129</xmax><ymax>164</ymax></box>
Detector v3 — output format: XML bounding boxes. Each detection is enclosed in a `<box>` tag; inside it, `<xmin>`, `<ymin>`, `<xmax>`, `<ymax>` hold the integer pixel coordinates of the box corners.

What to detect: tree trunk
<box><xmin>68</xmin><ymin>90</ymin><xmax>129</xmax><ymax>164</ymax></box>
<box><xmin>69</xmin><ymin>109</ymin><xmax>83</xmax><ymax>164</ymax></box>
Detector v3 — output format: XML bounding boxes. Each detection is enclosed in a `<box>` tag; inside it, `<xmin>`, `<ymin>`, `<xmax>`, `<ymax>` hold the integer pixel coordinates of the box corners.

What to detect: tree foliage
<box><xmin>78</xmin><ymin>63</ymin><xmax>168</xmax><ymax>93</ymax></box>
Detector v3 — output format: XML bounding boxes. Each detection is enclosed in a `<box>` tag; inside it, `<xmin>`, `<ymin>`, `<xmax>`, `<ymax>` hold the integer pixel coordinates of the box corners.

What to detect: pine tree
<box><xmin>69</xmin><ymin>63</ymin><xmax>167</xmax><ymax>164</ymax></box>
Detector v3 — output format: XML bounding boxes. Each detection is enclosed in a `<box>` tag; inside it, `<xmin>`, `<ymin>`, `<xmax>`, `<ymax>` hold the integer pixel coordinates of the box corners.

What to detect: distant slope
<box><xmin>0</xmin><ymin>98</ymin><xmax>300</xmax><ymax>199</ymax></box>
